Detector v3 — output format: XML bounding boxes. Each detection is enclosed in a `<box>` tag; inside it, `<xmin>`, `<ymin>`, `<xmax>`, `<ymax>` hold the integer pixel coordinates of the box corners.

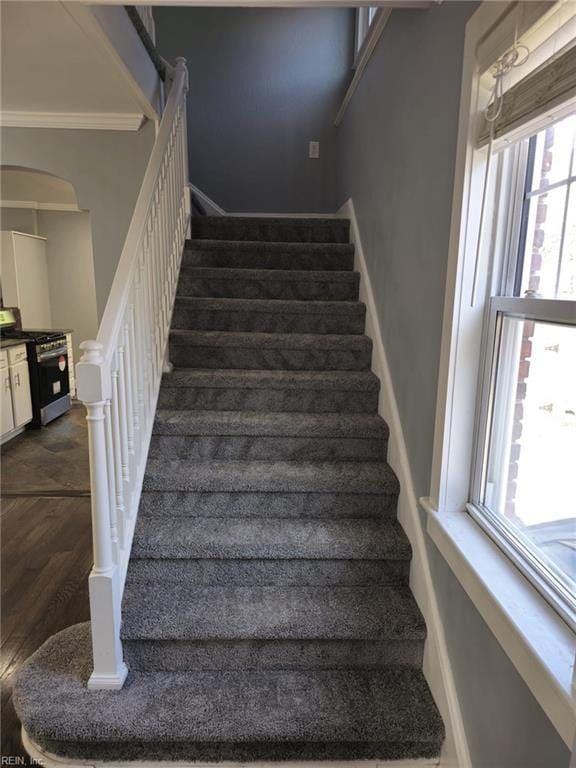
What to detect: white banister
<box><xmin>76</xmin><ymin>58</ymin><xmax>190</xmax><ymax>690</ymax></box>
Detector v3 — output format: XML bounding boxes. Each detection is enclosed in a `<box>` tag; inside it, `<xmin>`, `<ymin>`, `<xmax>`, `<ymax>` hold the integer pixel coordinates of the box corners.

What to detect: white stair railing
<box><xmin>76</xmin><ymin>57</ymin><xmax>190</xmax><ymax>690</ymax></box>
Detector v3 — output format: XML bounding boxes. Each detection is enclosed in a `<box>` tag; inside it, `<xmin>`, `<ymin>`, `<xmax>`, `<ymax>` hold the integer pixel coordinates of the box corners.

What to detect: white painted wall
<box><xmin>1</xmin><ymin>121</ymin><xmax>156</xmax><ymax>317</ymax></box>
<box><xmin>36</xmin><ymin>211</ymin><xmax>98</xmax><ymax>362</ymax></box>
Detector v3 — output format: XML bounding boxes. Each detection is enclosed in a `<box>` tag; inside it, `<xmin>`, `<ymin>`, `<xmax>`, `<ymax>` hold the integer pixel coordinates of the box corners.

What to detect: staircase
<box><xmin>14</xmin><ymin>216</ymin><xmax>444</xmax><ymax>764</ymax></box>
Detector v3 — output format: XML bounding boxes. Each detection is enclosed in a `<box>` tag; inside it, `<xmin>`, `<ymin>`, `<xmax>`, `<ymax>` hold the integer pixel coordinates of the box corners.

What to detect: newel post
<box><xmin>77</xmin><ymin>340</ymin><xmax>128</xmax><ymax>690</ymax></box>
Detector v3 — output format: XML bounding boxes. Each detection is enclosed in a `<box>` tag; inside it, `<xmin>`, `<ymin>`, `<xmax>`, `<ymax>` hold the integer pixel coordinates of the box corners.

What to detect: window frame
<box><xmin>468</xmin><ymin>115</ymin><xmax>576</xmax><ymax>630</ymax></box>
<box><xmin>470</xmin><ymin>295</ymin><xmax>576</xmax><ymax>630</ymax></box>
<box><xmin>423</xmin><ymin>1</ymin><xmax>576</xmax><ymax>747</ymax></box>
<box><xmin>353</xmin><ymin>7</ymin><xmax>377</xmax><ymax>68</ymax></box>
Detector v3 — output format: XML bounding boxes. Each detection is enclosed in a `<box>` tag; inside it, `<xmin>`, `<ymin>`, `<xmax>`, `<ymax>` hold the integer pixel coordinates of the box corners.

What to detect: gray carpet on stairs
<box><xmin>177</xmin><ymin>266</ymin><xmax>360</xmax><ymax>301</ymax></box>
<box><xmin>183</xmin><ymin>239</ymin><xmax>355</xmax><ymax>271</ymax></box>
<box><xmin>15</xmin><ymin>624</ymin><xmax>443</xmax><ymax>761</ymax></box>
<box><xmin>13</xmin><ymin>215</ymin><xmax>444</xmax><ymax>762</ymax></box>
<box><xmin>171</xmin><ymin>296</ymin><xmax>367</xmax><ymax>334</ymax></box>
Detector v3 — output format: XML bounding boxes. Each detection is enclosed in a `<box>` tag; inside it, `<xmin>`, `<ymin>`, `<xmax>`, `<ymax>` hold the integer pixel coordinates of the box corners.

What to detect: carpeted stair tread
<box><xmin>190</xmin><ymin>216</ymin><xmax>350</xmax><ymax>243</ymax></box>
<box><xmin>131</xmin><ymin>518</ymin><xmax>410</xmax><ymax>560</ymax></box>
<box><xmin>122</xmin><ymin>636</ymin><xmax>424</xmax><ymax>674</ymax></box>
<box><xmin>177</xmin><ymin>267</ymin><xmax>360</xmax><ymax>301</ymax></box>
<box><xmin>171</xmin><ymin>297</ymin><xmax>365</xmax><ymax>335</ymax></box>
<box><xmin>143</xmin><ymin>459</ymin><xmax>399</xmax><ymax>495</ymax></box>
<box><xmin>172</xmin><ymin>294</ymin><xmax>367</xmax><ymax>334</ymax></box>
<box><xmin>153</xmin><ymin>409</ymin><xmax>387</xmax><ymax>438</ymax></box>
<box><xmin>178</xmin><ymin>266</ymin><xmax>359</xmax><ymax>286</ymax></box>
<box><xmin>138</xmin><ymin>490</ymin><xmax>397</xmax><ymax>519</ymax></box>
<box><xmin>169</xmin><ymin>330</ymin><xmax>372</xmax><ymax>372</ymax></box>
<box><xmin>183</xmin><ymin>240</ymin><xmax>355</xmax><ymax>271</ymax></box>
<box><xmin>170</xmin><ymin>329</ymin><xmax>371</xmax><ymax>351</ymax></box>
<box><xmin>126</xmin><ymin>558</ymin><xmax>410</xmax><ymax>587</ymax></box>
<box><xmin>121</xmin><ymin>584</ymin><xmax>426</xmax><ymax>641</ymax></box>
<box><xmin>173</xmin><ymin>296</ymin><xmax>366</xmax><ymax>317</ymax></box>
<box><xmin>149</xmin><ymin>410</ymin><xmax>388</xmax><ymax>460</ymax></box>
<box><xmin>14</xmin><ymin>624</ymin><xmax>444</xmax><ymax>760</ymax></box>
<box><xmin>162</xmin><ymin>367</ymin><xmax>380</xmax><ymax>392</ymax></box>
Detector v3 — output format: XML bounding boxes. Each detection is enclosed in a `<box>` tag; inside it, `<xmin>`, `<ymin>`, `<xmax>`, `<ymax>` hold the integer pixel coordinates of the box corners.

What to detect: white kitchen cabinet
<box><xmin>1</xmin><ymin>344</ymin><xmax>33</xmax><ymax>441</ymax></box>
<box><xmin>8</xmin><ymin>345</ymin><xmax>33</xmax><ymax>428</ymax></box>
<box><xmin>10</xmin><ymin>359</ymin><xmax>32</xmax><ymax>428</ymax></box>
<box><xmin>0</xmin><ymin>231</ymin><xmax>52</xmax><ymax>327</ymax></box>
<box><xmin>0</xmin><ymin>351</ymin><xmax>14</xmax><ymax>435</ymax></box>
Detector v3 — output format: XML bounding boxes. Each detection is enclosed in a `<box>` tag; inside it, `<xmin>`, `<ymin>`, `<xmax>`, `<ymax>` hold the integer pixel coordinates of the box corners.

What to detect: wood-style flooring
<box><xmin>1</xmin><ymin>404</ymin><xmax>90</xmax><ymax>496</ymax></box>
<box><xmin>1</xmin><ymin>405</ymin><xmax>92</xmax><ymax>763</ymax></box>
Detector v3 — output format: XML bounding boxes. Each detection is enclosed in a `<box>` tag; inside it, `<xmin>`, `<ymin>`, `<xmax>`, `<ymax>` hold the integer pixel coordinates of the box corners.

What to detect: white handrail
<box><xmin>76</xmin><ymin>57</ymin><xmax>190</xmax><ymax>690</ymax></box>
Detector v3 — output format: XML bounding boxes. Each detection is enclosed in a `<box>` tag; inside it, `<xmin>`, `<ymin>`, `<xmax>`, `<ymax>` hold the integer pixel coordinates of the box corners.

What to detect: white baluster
<box><xmin>122</xmin><ymin>323</ymin><xmax>135</xmax><ymax>458</ymax></box>
<box><xmin>144</xmin><ymin>223</ymin><xmax>157</xmax><ymax>401</ymax></box>
<box><xmin>127</xmin><ymin>304</ymin><xmax>140</xmax><ymax>451</ymax></box>
<box><xmin>176</xmin><ymin>57</ymin><xmax>192</xmax><ymax>238</ymax></box>
<box><xmin>165</xmin><ymin>133</ymin><xmax>176</xmax><ymax>292</ymax></box>
<box><xmin>110</xmin><ymin>367</ymin><xmax>126</xmax><ymax>550</ymax></box>
<box><xmin>136</xmin><ymin>252</ymin><xmax>149</xmax><ymax>428</ymax></box>
<box><xmin>151</xmin><ymin>202</ymin><xmax>163</xmax><ymax>374</ymax></box>
<box><xmin>104</xmin><ymin>399</ymin><xmax>119</xmax><ymax>564</ymax></box>
<box><xmin>116</xmin><ymin>345</ymin><xmax>130</xmax><ymax>482</ymax></box>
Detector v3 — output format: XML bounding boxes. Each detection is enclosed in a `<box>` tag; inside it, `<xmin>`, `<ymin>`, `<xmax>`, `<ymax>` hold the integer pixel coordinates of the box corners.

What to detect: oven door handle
<box><xmin>37</xmin><ymin>347</ymin><xmax>68</xmax><ymax>362</ymax></box>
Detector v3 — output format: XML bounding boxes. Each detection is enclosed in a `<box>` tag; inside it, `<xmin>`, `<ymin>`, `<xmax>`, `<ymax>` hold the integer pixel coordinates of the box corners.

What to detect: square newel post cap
<box><xmin>77</xmin><ymin>340</ymin><xmax>111</xmax><ymax>403</ymax></box>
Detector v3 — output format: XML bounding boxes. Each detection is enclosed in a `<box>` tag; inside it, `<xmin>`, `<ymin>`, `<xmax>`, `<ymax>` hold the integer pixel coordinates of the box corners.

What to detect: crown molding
<box><xmin>0</xmin><ymin>200</ymin><xmax>81</xmax><ymax>212</ymax></box>
<box><xmin>0</xmin><ymin>111</ymin><xmax>145</xmax><ymax>131</ymax></box>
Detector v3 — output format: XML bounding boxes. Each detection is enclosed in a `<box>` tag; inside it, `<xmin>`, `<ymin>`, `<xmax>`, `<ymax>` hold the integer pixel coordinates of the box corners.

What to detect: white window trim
<box><xmin>334</xmin><ymin>8</ymin><xmax>392</xmax><ymax>127</ymax></box>
<box><xmin>422</xmin><ymin>0</ymin><xmax>576</xmax><ymax>748</ymax></box>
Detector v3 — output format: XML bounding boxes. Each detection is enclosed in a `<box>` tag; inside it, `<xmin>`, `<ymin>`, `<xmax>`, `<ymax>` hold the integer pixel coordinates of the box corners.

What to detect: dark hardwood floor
<box><xmin>1</xmin><ymin>404</ymin><xmax>90</xmax><ymax>496</ymax></box>
<box><xmin>1</xmin><ymin>405</ymin><xmax>92</xmax><ymax>762</ymax></box>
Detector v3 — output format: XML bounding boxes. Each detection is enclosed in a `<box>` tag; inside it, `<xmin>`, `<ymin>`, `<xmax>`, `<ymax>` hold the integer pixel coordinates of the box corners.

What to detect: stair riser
<box><xmin>171</xmin><ymin>306</ymin><xmax>365</xmax><ymax>335</ymax></box>
<box><xmin>36</xmin><ymin>739</ymin><xmax>443</xmax><ymax>763</ymax></box>
<box><xmin>148</xmin><ymin>434</ymin><xmax>387</xmax><ymax>462</ymax></box>
<box><xmin>123</xmin><ymin>638</ymin><xmax>423</xmax><ymax>672</ymax></box>
<box><xmin>138</xmin><ymin>491</ymin><xmax>397</xmax><ymax>518</ymax></box>
<box><xmin>169</xmin><ymin>344</ymin><xmax>372</xmax><ymax>372</ymax></box>
<box><xmin>127</xmin><ymin>558</ymin><xmax>409</xmax><ymax>586</ymax></box>
<box><xmin>177</xmin><ymin>273</ymin><xmax>359</xmax><ymax>301</ymax></box>
<box><xmin>183</xmin><ymin>250</ymin><xmax>354</xmax><ymax>271</ymax></box>
<box><xmin>191</xmin><ymin>219</ymin><xmax>350</xmax><ymax>243</ymax></box>
<box><xmin>158</xmin><ymin>387</ymin><xmax>379</xmax><ymax>414</ymax></box>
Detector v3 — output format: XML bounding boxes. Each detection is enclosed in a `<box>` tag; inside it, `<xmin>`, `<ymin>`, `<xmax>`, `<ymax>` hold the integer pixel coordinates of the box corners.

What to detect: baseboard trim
<box><xmin>337</xmin><ymin>198</ymin><xmax>471</xmax><ymax>768</ymax></box>
<box><xmin>188</xmin><ymin>183</ymin><xmax>226</xmax><ymax>216</ymax></box>
<box><xmin>22</xmin><ymin>729</ymin><xmax>439</xmax><ymax>768</ymax></box>
<box><xmin>226</xmin><ymin>212</ymin><xmax>337</xmax><ymax>218</ymax></box>
<box><xmin>187</xmin><ymin>184</ymin><xmax>335</xmax><ymax>219</ymax></box>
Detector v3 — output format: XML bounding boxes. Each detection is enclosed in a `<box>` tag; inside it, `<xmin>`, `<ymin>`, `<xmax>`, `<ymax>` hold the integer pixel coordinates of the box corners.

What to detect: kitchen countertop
<box><xmin>0</xmin><ymin>338</ymin><xmax>28</xmax><ymax>350</ymax></box>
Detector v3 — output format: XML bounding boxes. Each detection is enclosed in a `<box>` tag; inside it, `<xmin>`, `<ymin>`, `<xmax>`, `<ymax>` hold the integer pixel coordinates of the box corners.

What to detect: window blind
<box><xmin>478</xmin><ymin>41</ymin><xmax>576</xmax><ymax>146</ymax></box>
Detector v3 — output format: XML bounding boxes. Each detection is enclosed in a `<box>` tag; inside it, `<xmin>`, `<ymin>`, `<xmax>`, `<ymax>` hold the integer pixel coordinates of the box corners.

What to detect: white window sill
<box><xmin>420</xmin><ymin>496</ymin><xmax>576</xmax><ymax>748</ymax></box>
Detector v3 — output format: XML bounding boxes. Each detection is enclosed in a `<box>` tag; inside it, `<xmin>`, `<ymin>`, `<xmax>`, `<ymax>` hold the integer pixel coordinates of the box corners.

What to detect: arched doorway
<box><xmin>0</xmin><ymin>166</ymin><xmax>98</xmax><ymax>365</ymax></box>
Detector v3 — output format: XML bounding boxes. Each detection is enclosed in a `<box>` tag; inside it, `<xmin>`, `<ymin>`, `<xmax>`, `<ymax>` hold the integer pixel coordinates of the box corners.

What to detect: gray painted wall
<box><xmin>336</xmin><ymin>4</ymin><xmax>570</xmax><ymax>766</ymax></box>
<box><xmin>1</xmin><ymin>122</ymin><xmax>155</xmax><ymax>318</ymax></box>
<box><xmin>155</xmin><ymin>7</ymin><xmax>354</xmax><ymax>213</ymax></box>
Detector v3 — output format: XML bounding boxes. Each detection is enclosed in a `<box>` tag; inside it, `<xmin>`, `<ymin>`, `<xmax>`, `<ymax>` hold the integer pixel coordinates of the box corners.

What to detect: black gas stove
<box><xmin>0</xmin><ymin>308</ymin><xmax>72</xmax><ymax>427</ymax></box>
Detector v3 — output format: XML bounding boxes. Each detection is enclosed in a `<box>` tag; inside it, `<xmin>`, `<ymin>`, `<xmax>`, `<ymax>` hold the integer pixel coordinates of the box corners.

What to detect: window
<box><xmin>354</xmin><ymin>7</ymin><xmax>378</xmax><ymax>66</ymax></box>
<box><xmin>471</xmin><ymin>113</ymin><xmax>576</xmax><ymax>628</ymax></box>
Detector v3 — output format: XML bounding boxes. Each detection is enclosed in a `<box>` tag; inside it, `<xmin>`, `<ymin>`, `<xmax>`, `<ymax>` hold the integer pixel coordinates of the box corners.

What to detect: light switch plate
<box><xmin>309</xmin><ymin>141</ymin><xmax>320</xmax><ymax>159</ymax></box>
